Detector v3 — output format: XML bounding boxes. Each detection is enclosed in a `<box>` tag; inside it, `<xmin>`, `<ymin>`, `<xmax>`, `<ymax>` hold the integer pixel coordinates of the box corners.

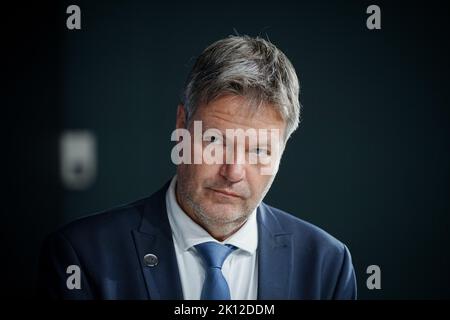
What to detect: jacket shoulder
<box><xmin>261</xmin><ymin>203</ymin><xmax>347</xmax><ymax>254</ymax></box>
<box><xmin>260</xmin><ymin>203</ymin><xmax>357</xmax><ymax>299</ymax></box>
<box><xmin>55</xmin><ymin>196</ymin><xmax>149</xmax><ymax>243</ymax></box>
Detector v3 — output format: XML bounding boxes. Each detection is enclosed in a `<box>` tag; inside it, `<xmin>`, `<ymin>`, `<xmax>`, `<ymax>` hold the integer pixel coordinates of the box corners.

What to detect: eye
<box><xmin>251</xmin><ymin>147</ymin><xmax>270</xmax><ymax>156</ymax></box>
<box><xmin>204</xmin><ymin>132</ymin><xmax>223</xmax><ymax>145</ymax></box>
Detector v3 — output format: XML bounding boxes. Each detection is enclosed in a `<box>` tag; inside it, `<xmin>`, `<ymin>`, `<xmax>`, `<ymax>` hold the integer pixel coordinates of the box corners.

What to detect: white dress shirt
<box><xmin>166</xmin><ymin>175</ymin><xmax>258</xmax><ymax>300</ymax></box>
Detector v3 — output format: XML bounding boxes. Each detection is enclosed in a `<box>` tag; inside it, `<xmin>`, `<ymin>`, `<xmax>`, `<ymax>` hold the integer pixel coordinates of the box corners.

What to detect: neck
<box><xmin>200</xmin><ymin>218</ymin><xmax>247</xmax><ymax>242</ymax></box>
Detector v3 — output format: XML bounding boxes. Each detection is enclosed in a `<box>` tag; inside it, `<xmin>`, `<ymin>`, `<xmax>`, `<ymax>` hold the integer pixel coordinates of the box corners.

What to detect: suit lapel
<box><xmin>132</xmin><ymin>181</ymin><xmax>183</xmax><ymax>300</ymax></box>
<box><xmin>257</xmin><ymin>203</ymin><xmax>293</xmax><ymax>299</ymax></box>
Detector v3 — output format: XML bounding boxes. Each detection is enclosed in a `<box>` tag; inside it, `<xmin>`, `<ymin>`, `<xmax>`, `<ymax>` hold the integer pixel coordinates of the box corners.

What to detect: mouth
<box><xmin>209</xmin><ymin>188</ymin><xmax>242</xmax><ymax>199</ymax></box>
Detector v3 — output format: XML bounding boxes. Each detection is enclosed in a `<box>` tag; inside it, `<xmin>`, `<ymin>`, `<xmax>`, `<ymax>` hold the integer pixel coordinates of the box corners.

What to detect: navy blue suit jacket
<box><xmin>38</xmin><ymin>181</ymin><xmax>357</xmax><ymax>299</ymax></box>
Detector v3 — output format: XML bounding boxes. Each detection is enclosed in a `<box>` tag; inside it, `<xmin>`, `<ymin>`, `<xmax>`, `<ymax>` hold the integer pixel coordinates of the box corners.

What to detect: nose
<box><xmin>219</xmin><ymin>163</ymin><xmax>245</xmax><ymax>183</ymax></box>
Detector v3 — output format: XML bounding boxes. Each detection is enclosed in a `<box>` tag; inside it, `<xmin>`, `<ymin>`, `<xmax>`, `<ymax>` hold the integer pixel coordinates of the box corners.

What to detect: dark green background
<box><xmin>4</xmin><ymin>0</ymin><xmax>450</xmax><ymax>299</ymax></box>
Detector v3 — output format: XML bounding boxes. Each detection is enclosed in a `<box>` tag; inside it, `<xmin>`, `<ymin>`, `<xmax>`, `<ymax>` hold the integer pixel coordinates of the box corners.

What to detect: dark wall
<box><xmin>5</xmin><ymin>0</ymin><xmax>450</xmax><ymax>298</ymax></box>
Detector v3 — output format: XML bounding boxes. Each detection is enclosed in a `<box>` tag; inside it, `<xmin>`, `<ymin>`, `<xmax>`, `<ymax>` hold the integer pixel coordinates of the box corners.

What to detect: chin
<box><xmin>203</xmin><ymin>203</ymin><xmax>248</xmax><ymax>222</ymax></box>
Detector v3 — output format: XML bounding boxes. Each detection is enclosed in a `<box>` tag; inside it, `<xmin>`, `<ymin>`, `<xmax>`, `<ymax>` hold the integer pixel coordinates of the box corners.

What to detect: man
<box><xmin>38</xmin><ymin>35</ymin><xmax>357</xmax><ymax>299</ymax></box>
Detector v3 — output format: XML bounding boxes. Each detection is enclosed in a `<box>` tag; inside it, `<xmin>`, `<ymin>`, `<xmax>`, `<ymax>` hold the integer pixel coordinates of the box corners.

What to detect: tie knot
<box><xmin>195</xmin><ymin>241</ymin><xmax>236</xmax><ymax>269</ymax></box>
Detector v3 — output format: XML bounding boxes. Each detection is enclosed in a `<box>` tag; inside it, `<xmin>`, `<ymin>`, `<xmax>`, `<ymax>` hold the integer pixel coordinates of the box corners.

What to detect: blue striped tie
<box><xmin>195</xmin><ymin>241</ymin><xmax>237</xmax><ymax>300</ymax></box>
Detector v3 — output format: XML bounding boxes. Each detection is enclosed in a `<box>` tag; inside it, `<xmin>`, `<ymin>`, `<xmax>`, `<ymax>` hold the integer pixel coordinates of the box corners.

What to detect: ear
<box><xmin>176</xmin><ymin>104</ymin><xmax>187</xmax><ymax>129</ymax></box>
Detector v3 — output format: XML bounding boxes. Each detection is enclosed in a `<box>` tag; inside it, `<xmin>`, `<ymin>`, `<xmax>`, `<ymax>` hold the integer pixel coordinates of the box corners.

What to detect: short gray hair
<box><xmin>181</xmin><ymin>35</ymin><xmax>301</xmax><ymax>141</ymax></box>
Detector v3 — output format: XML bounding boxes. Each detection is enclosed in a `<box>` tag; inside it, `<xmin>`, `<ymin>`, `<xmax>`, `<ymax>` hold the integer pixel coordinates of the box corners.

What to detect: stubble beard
<box><xmin>176</xmin><ymin>174</ymin><xmax>275</xmax><ymax>240</ymax></box>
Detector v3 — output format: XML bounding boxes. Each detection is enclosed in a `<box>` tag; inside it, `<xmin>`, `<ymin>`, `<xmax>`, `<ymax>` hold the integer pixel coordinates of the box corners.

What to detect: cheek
<box><xmin>248</xmin><ymin>172</ymin><xmax>273</xmax><ymax>197</ymax></box>
<box><xmin>181</xmin><ymin>164</ymin><xmax>222</xmax><ymax>191</ymax></box>
<box><xmin>197</xmin><ymin>163</ymin><xmax>222</xmax><ymax>179</ymax></box>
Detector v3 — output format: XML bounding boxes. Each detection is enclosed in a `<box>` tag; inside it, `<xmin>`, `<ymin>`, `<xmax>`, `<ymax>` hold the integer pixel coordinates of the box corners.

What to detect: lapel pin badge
<box><xmin>144</xmin><ymin>254</ymin><xmax>158</xmax><ymax>267</ymax></box>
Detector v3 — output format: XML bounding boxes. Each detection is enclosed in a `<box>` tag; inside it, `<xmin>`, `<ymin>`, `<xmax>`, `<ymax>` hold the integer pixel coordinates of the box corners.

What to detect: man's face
<box><xmin>175</xmin><ymin>95</ymin><xmax>286</xmax><ymax>238</ymax></box>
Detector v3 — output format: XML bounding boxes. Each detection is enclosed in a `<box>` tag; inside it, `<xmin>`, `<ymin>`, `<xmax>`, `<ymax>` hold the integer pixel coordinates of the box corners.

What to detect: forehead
<box><xmin>193</xmin><ymin>95</ymin><xmax>285</xmax><ymax>131</ymax></box>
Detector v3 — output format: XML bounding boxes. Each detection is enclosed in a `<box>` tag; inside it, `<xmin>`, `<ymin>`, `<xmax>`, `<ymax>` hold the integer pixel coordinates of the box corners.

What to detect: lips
<box><xmin>210</xmin><ymin>188</ymin><xmax>241</xmax><ymax>198</ymax></box>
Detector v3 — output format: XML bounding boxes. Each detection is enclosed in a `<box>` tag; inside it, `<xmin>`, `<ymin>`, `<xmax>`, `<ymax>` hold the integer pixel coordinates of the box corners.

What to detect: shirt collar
<box><xmin>166</xmin><ymin>175</ymin><xmax>258</xmax><ymax>254</ymax></box>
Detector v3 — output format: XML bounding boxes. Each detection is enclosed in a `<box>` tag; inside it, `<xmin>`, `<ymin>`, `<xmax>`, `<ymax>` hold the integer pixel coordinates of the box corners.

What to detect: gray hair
<box><xmin>181</xmin><ymin>35</ymin><xmax>301</xmax><ymax>141</ymax></box>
